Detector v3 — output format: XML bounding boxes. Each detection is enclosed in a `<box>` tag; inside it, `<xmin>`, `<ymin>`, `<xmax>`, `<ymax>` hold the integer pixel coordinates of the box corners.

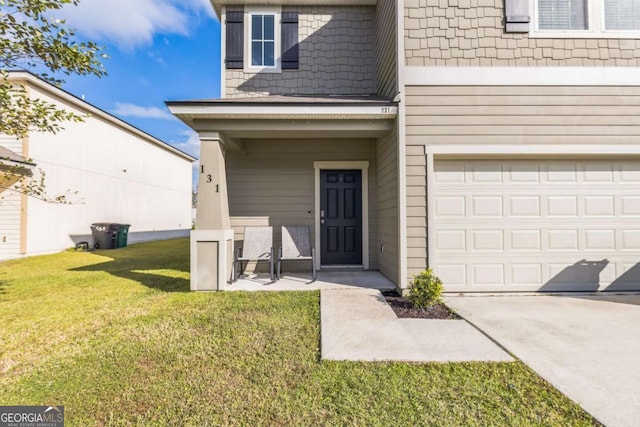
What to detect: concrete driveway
<box><xmin>446</xmin><ymin>294</ymin><xmax>640</xmax><ymax>427</ymax></box>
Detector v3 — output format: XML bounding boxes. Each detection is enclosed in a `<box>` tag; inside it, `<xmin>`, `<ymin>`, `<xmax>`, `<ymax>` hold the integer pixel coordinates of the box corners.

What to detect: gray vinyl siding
<box><xmin>225</xmin><ymin>6</ymin><xmax>376</xmax><ymax>98</ymax></box>
<box><xmin>375</xmin><ymin>0</ymin><xmax>397</xmax><ymax>98</ymax></box>
<box><xmin>404</xmin><ymin>84</ymin><xmax>640</xmax><ymax>280</ymax></box>
<box><xmin>0</xmin><ymin>134</ymin><xmax>23</xmax><ymax>259</ymax></box>
<box><xmin>226</xmin><ymin>138</ymin><xmax>378</xmax><ymax>269</ymax></box>
<box><xmin>375</xmin><ymin>126</ymin><xmax>399</xmax><ymax>284</ymax></box>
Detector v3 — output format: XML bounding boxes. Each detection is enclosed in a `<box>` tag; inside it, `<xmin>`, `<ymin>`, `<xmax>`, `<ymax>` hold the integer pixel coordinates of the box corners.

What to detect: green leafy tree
<box><xmin>0</xmin><ymin>0</ymin><xmax>106</xmax><ymax>202</ymax></box>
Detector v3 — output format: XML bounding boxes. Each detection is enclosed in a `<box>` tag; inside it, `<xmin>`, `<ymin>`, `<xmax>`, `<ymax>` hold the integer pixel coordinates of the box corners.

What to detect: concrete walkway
<box><xmin>446</xmin><ymin>294</ymin><xmax>640</xmax><ymax>427</ymax></box>
<box><xmin>321</xmin><ymin>288</ymin><xmax>512</xmax><ymax>362</ymax></box>
<box><xmin>226</xmin><ymin>271</ymin><xmax>396</xmax><ymax>291</ymax></box>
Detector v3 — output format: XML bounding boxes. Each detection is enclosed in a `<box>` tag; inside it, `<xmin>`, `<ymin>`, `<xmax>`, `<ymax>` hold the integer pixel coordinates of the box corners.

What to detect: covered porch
<box><xmin>168</xmin><ymin>95</ymin><xmax>400</xmax><ymax>291</ymax></box>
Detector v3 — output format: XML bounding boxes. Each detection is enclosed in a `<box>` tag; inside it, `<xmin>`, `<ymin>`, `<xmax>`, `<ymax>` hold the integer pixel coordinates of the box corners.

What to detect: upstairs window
<box><xmin>225</xmin><ymin>7</ymin><xmax>298</xmax><ymax>71</ymax></box>
<box><xmin>533</xmin><ymin>0</ymin><xmax>640</xmax><ymax>36</ymax></box>
<box><xmin>538</xmin><ymin>0</ymin><xmax>587</xmax><ymax>30</ymax></box>
<box><xmin>604</xmin><ymin>0</ymin><xmax>640</xmax><ymax>30</ymax></box>
<box><xmin>250</xmin><ymin>14</ymin><xmax>276</xmax><ymax>67</ymax></box>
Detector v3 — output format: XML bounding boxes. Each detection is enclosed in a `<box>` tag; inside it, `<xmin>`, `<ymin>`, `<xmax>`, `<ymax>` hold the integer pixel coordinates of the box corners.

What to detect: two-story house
<box><xmin>170</xmin><ymin>0</ymin><xmax>640</xmax><ymax>292</ymax></box>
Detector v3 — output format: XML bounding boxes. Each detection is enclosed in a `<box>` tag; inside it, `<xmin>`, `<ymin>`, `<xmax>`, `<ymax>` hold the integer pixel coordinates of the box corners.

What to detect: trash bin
<box><xmin>90</xmin><ymin>223</ymin><xmax>120</xmax><ymax>249</ymax></box>
<box><xmin>116</xmin><ymin>224</ymin><xmax>130</xmax><ymax>248</ymax></box>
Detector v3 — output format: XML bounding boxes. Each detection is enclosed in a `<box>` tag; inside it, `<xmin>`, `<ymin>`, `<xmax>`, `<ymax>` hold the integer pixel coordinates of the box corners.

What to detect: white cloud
<box><xmin>172</xmin><ymin>130</ymin><xmax>201</xmax><ymax>158</ymax></box>
<box><xmin>113</xmin><ymin>102</ymin><xmax>174</xmax><ymax>120</ymax></box>
<box><xmin>58</xmin><ymin>0</ymin><xmax>215</xmax><ymax>50</ymax></box>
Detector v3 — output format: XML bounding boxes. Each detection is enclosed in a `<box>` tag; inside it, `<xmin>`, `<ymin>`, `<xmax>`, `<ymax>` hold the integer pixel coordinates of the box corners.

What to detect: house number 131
<box><xmin>201</xmin><ymin>165</ymin><xmax>219</xmax><ymax>192</ymax></box>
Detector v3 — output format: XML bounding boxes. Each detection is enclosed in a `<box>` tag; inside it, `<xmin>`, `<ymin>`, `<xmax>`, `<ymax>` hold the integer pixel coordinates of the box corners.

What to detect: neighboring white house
<box><xmin>0</xmin><ymin>71</ymin><xmax>196</xmax><ymax>260</ymax></box>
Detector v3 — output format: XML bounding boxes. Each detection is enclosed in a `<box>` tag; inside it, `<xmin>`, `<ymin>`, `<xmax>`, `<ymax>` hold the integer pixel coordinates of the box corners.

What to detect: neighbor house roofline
<box><xmin>6</xmin><ymin>70</ymin><xmax>197</xmax><ymax>163</ymax></box>
<box><xmin>0</xmin><ymin>146</ymin><xmax>35</xmax><ymax>168</ymax></box>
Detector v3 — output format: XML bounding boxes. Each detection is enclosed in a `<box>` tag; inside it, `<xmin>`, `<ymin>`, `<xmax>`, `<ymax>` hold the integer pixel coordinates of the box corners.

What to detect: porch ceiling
<box><xmin>167</xmin><ymin>95</ymin><xmax>398</xmax><ymax>143</ymax></box>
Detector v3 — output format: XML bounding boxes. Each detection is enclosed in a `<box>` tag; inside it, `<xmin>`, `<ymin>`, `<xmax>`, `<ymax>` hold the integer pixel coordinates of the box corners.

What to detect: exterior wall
<box><xmin>22</xmin><ymin>84</ymin><xmax>193</xmax><ymax>257</ymax></box>
<box><xmin>226</xmin><ymin>138</ymin><xmax>378</xmax><ymax>269</ymax></box>
<box><xmin>404</xmin><ymin>84</ymin><xmax>640</xmax><ymax>280</ymax></box>
<box><xmin>225</xmin><ymin>6</ymin><xmax>376</xmax><ymax>97</ymax></box>
<box><xmin>375</xmin><ymin>0</ymin><xmax>397</xmax><ymax>98</ymax></box>
<box><xmin>404</xmin><ymin>0</ymin><xmax>640</xmax><ymax>66</ymax></box>
<box><xmin>375</xmin><ymin>127</ymin><xmax>399</xmax><ymax>283</ymax></box>
<box><xmin>0</xmin><ymin>135</ymin><xmax>24</xmax><ymax>260</ymax></box>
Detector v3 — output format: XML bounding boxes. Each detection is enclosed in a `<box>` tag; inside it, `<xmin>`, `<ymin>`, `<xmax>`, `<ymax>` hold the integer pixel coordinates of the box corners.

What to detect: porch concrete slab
<box><xmin>226</xmin><ymin>271</ymin><xmax>396</xmax><ymax>291</ymax></box>
<box><xmin>321</xmin><ymin>288</ymin><xmax>513</xmax><ymax>363</ymax></box>
<box><xmin>445</xmin><ymin>294</ymin><xmax>640</xmax><ymax>427</ymax></box>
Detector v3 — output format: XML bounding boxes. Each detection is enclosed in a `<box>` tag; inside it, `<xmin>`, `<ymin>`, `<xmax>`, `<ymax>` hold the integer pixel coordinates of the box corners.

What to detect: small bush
<box><xmin>407</xmin><ymin>269</ymin><xmax>443</xmax><ymax>308</ymax></box>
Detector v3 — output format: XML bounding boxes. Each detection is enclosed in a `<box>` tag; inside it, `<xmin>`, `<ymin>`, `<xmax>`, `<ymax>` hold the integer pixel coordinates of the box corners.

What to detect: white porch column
<box><xmin>191</xmin><ymin>132</ymin><xmax>234</xmax><ymax>291</ymax></box>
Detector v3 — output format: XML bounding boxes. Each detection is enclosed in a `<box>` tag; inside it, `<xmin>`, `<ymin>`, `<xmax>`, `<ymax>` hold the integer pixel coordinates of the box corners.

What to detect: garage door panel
<box><xmin>584</xmin><ymin>230</ymin><xmax>616</xmax><ymax>251</ymax></box>
<box><xmin>547</xmin><ymin>229</ymin><xmax>579</xmax><ymax>251</ymax></box>
<box><xmin>511</xmin><ymin>264</ymin><xmax>543</xmax><ymax>286</ymax></box>
<box><xmin>472</xmin><ymin>264</ymin><xmax>505</xmax><ymax>286</ymax></box>
<box><xmin>621</xmin><ymin>196</ymin><xmax>640</xmax><ymax>216</ymax></box>
<box><xmin>547</xmin><ymin>196</ymin><xmax>578</xmax><ymax>217</ymax></box>
<box><xmin>435</xmin><ymin>230</ymin><xmax>466</xmax><ymax>251</ymax></box>
<box><xmin>434</xmin><ymin>196</ymin><xmax>465</xmax><ymax>217</ymax></box>
<box><xmin>511</xmin><ymin>230</ymin><xmax>542</xmax><ymax>251</ymax></box>
<box><xmin>471</xmin><ymin>196</ymin><xmax>503</xmax><ymax>217</ymax></box>
<box><xmin>434</xmin><ymin>264</ymin><xmax>467</xmax><ymax>286</ymax></box>
<box><xmin>545</xmin><ymin>161</ymin><xmax>578</xmax><ymax>183</ymax></box>
<box><xmin>510</xmin><ymin>196</ymin><xmax>540</xmax><ymax>216</ymax></box>
<box><xmin>621</xmin><ymin>230</ymin><xmax>640</xmax><ymax>250</ymax></box>
<box><xmin>507</xmin><ymin>162</ymin><xmax>540</xmax><ymax>183</ymax></box>
<box><xmin>620</xmin><ymin>162</ymin><xmax>640</xmax><ymax>182</ymax></box>
<box><xmin>584</xmin><ymin>196</ymin><xmax>615</xmax><ymax>216</ymax></box>
<box><xmin>433</xmin><ymin>159</ymin><xmax>640</xmax><ymax>291</ymax></box>
<box><xmin>471</xmin><ymin>230</ymin><xmax>503</xmax><ymax>251</ymax></box>
<box><xmin>583</xmin><ymin>162</ymin><xmax>615</xmax><ymax>182</ymax></box>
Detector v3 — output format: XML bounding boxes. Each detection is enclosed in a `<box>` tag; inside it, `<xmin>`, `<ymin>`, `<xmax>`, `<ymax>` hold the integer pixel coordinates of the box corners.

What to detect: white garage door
<box><xmin>432</xmin><ymin>159</ymin><xmax>640</xmax><ymax>292</ymax></box>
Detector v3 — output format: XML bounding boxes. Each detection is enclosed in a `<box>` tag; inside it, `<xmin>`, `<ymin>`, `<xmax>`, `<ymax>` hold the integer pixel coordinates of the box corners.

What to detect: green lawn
<box><xmin>0</xmin><ymin>239</ymin><xmax>598</xmax><ymax>426</ymax></box>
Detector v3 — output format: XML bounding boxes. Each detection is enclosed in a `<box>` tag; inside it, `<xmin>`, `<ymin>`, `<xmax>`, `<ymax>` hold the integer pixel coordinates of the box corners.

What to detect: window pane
<box><xmin>538</xmin><ymin>0</ymin><xmax>587</xmax><ymax>30</ymax></box>
<box><xmin>264</xmin><ymin>41</ymin><xmax>275</xmax><ymax>66</ymax></box>
<box><xmin>605</xmin><ymin>0</ymin><xmax>640</xmax><ymax>30</ymax></box>
<box><xmin>252</xmin><ymin>41</ymin><xmax>263</xmax><ymax>66</ymax></box>
<box><xmin>252</xmin><ymin>15</ymin><xmax>262</xmax><ymax>40</ymax></box>
<box><xmin>264</xmin><ymin>15</ymin><xmax>275</xmax><ymax>40</ymax></box>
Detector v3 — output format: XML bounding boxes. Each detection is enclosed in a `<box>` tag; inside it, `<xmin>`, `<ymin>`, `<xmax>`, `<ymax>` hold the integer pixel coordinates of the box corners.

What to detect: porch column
<box><xmin>190</xmin><ymin>132</ymin><xmax>234</xmax><ymax>291</ymax></box>
<box><xmin>196</xmin><ymin>132</ymin><xmax>231</xmax><ymax>230</ymax></box>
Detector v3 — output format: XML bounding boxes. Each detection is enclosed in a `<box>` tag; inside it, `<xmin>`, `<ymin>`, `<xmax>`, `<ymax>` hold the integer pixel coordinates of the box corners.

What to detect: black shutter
<box><xmin>281</xmin><ymin>12</ymin><xmax>299</xmax><ymax>70</ymax></box>
<box><xmin>226</xmin><ymin>11</ymin><xmax>244</xmax><ymax>69</ymax></box>
<box><xmin>505</xmin><ymin>0</ymin><xmax>530</xmax><ymax>32</ymax></box>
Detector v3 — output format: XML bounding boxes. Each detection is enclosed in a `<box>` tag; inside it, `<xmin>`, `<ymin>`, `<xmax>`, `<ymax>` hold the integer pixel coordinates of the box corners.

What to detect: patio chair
<box><xmin>233</xmin><ymin>226</ymin><xmax>275</xmax><ymax>282</ymax></box>
<box><xmin>277</xmin><ymin>225</ymin><xmax>316</xmax><ymax>281</ymax></box>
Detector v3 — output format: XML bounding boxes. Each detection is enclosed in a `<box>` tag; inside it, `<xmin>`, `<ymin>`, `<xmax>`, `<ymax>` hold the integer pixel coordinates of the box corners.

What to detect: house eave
<box><xmin>209</xmin><ymin>0</ymin><xmax>377</xmax><ymax>17</ymax></box>
<box><xmin>167</xmin><ymin>103</ymin><xmax>397</xmax><ymax>124</ymax></box>
<box><xmin>167</xmin><ymin>102</ymin><xmax>398</xmax><ymax>142</ymax></box>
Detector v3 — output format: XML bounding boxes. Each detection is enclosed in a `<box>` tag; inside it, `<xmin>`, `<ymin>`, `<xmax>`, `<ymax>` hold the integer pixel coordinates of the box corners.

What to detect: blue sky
<box><xmin>56</xmin><ymin>0</ymin><xmax>221</xmax><ymax>160</ymax></box>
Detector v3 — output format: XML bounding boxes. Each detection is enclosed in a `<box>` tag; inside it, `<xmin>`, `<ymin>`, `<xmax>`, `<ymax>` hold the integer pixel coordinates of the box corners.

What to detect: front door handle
<box><xmin>321</xmin><ymin>219</ymin><xmax>325</xmax><ymax>224</ymax></box>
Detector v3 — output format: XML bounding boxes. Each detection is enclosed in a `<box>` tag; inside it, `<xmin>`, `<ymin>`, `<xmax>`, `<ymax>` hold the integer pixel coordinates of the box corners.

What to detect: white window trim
<box><xmin>530</xmin><ymin>0</ymin><xmax>640</xmax><ymax>38</ymax></box>
<box><xmin>313</xmin><ymin>161</ymin><xmax>370</xmax><ymax>271</ymax></box>
<box><xmin>244</xmin><ymin>7</ymin><xmax>281</xmax><ymax>73</ymax></box>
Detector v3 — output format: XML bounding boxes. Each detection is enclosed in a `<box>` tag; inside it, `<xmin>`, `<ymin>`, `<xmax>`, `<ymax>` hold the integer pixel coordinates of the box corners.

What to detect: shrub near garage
<box><xmin>407</xmin><ymin>269</ymin><xmax>444</xmax><ymax>308</ymax></box>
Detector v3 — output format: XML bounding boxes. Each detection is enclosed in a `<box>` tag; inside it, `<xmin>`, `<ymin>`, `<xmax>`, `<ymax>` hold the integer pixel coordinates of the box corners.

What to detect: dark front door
<box><xmin>320</xmin><ymin>170</ymin><xmax>363</xmax><ymax>265</ymax></box>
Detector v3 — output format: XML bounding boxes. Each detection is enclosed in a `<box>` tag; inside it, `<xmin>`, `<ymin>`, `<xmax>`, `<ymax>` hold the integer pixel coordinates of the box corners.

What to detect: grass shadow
<box><xmin>70</xmin><ymin>238</ymin><xmax>190</xmax><ymax>293</ymax></box>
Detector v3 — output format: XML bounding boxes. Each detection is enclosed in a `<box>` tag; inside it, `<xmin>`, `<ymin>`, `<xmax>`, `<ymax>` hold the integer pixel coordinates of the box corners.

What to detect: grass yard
<box><xmin>0</xmin><ymin>239</ymin><xmax>597</xmax><ymax>426</ymax></box>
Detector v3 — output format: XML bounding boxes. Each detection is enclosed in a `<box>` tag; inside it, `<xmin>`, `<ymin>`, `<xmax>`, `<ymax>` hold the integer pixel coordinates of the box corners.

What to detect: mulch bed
<box><xmin>383</xmin><ymin>292</ymin><xmax>459</xmax><ymax>319</ymax></box>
